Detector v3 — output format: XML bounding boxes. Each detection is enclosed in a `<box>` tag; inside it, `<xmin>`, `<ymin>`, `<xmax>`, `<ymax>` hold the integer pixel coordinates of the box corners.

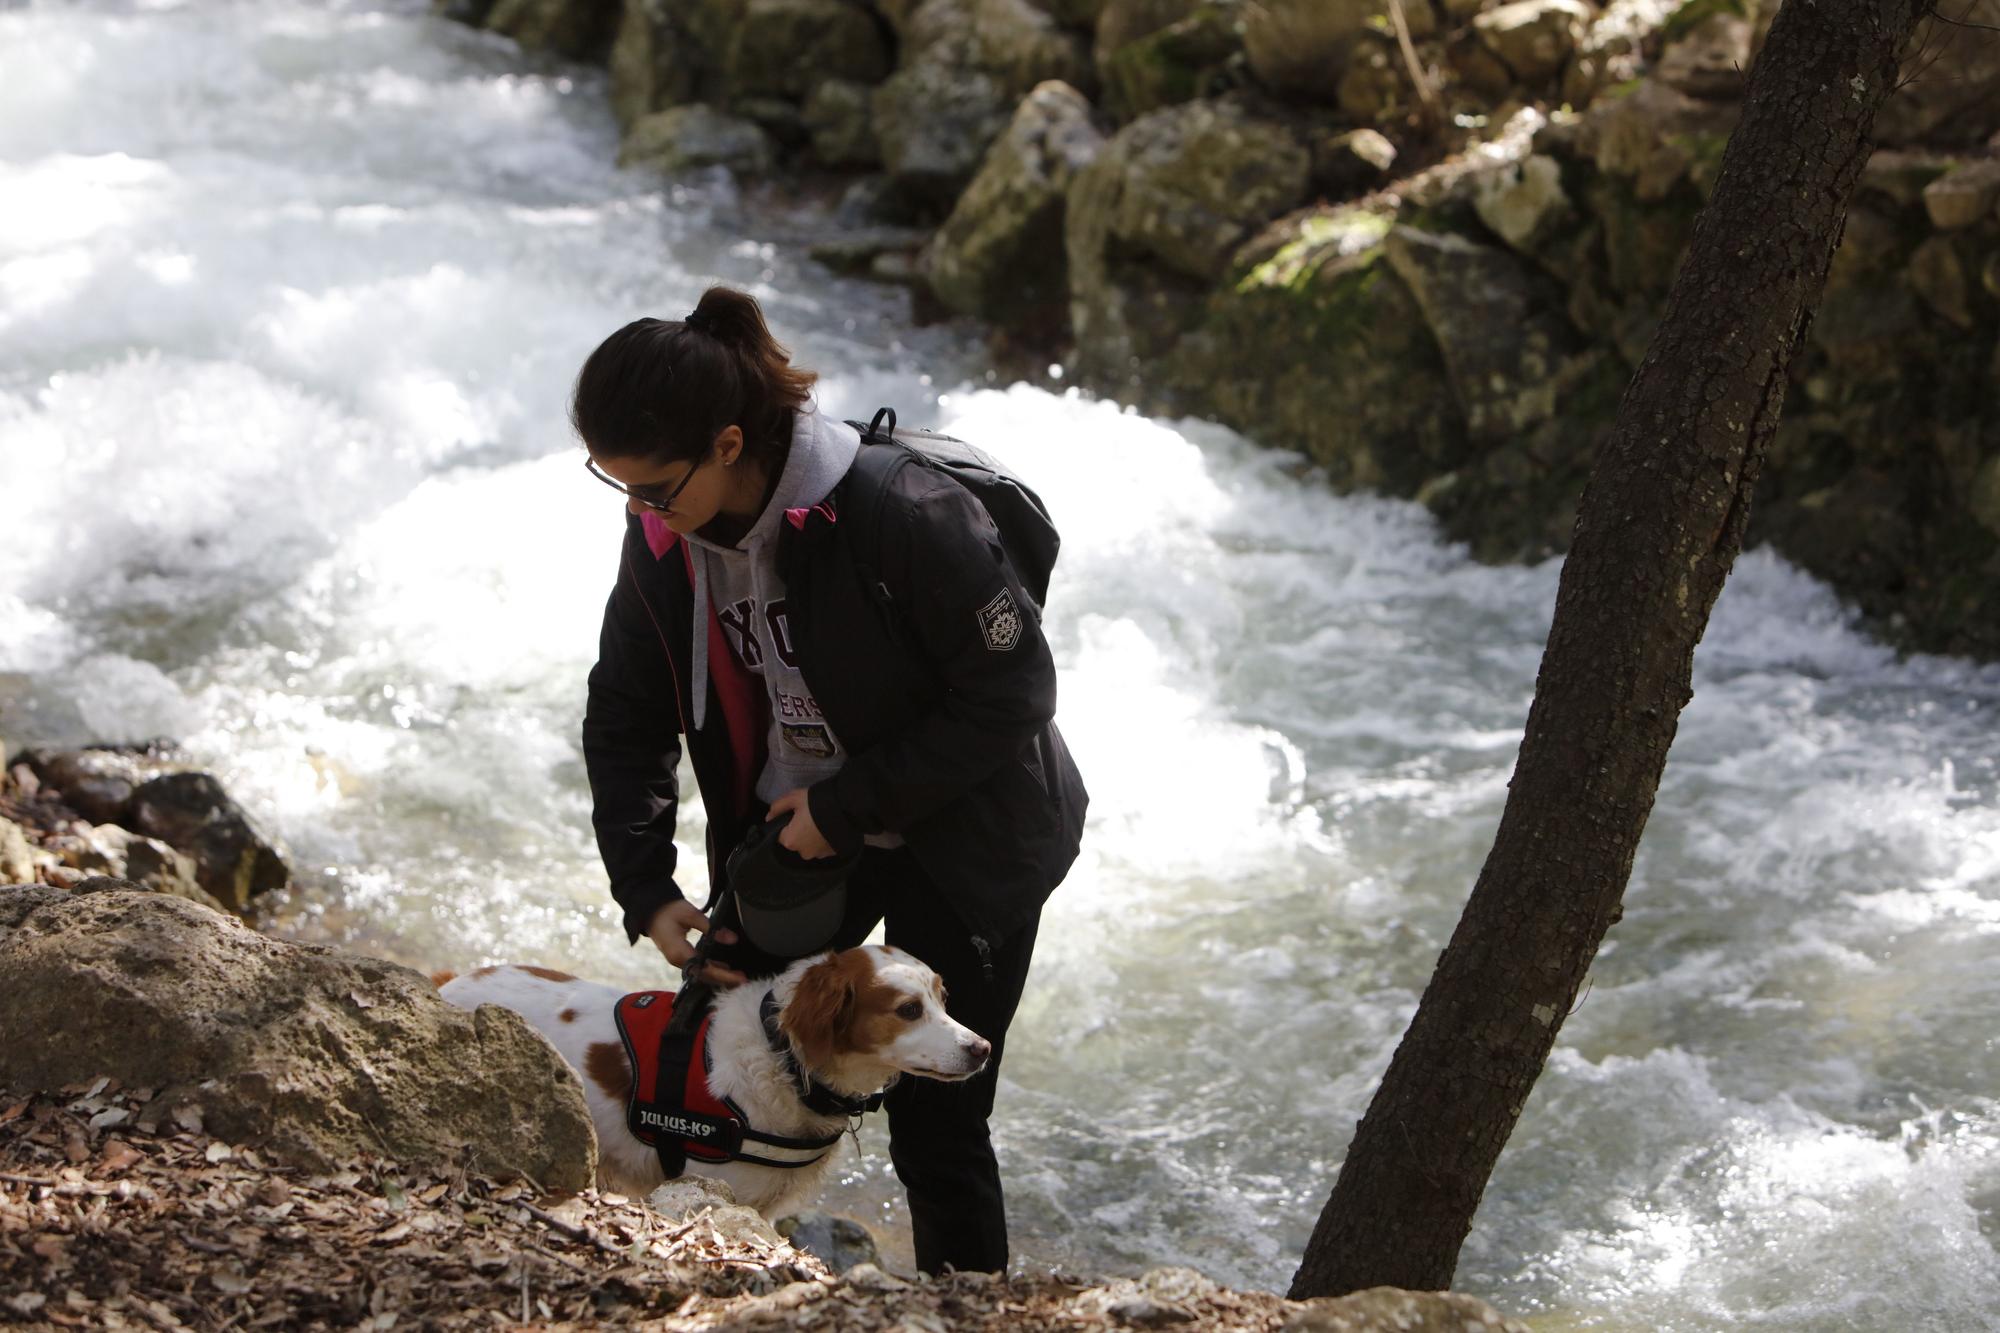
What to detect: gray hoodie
<box><xmin>683</xmin><ymin>402</ymin><xmax>874</xmax><ymax>813</ymax></box>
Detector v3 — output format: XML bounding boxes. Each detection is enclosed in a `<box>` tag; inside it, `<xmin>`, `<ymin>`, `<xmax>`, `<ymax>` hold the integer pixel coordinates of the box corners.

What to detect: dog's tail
<box><xmin>428</xmin><ymin>969</ymin><xmax>458</xmax><ymax>989</ymax></box>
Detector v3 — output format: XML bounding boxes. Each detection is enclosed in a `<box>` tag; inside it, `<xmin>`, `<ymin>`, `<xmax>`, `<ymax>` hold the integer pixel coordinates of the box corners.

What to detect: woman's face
<box><xmin>591</xmin><ymin>426</ymin><xmax>745</xmax><ymax>535</ymax></box>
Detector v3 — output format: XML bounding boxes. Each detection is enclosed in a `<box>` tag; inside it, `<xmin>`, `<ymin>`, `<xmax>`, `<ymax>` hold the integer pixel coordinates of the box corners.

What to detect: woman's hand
<box><xmin>646</xmin><ymin>899</ymin><xmax>746</xmax><ymax>986</ymax></box>
<box><xmin>767</xmin><ymin>788</ymin><xmax>836</xmax><ymax>859</ymax></box>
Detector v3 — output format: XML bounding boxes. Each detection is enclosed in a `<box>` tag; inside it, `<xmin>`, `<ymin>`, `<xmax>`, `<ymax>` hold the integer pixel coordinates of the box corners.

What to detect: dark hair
<box><xmin>568</xmin><ymin>285</ymin><xmax>818</xmax><ymax>468</ymax></box>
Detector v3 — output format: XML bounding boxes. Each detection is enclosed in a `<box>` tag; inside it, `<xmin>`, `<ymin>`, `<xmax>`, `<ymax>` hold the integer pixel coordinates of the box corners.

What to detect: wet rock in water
<box><xmin>22</xmin><ymin>745</ymin><xmax>175</xmax><ymax>826</ymax></box>
<box><xmin>0</xmin><ymin>885</ymin><xmax>596</xmax><ymax>1189</ymax></box>
<box><xmin>808</xmin><ymin>226</ymin><xmax>933</xmax><ymax>275</ymax></box>
<box><xmin>128</xmin><ymin>771</ymin><xmax>288</xmax><ymax>913</ymax></box>
<box><xmin>775</xmin><ymin>1209</ymin><xmax>880</xmax><ymax>1273</ymax></box>
<box><xmin>925</xmin><ymin>79</ymin><xmax>1104</xmax><ymax>328</ymax></box>
<box><xmin>619</xmin><ymin>105</ymin><xmax>777</xmax><ymax>175</ymax></box>
<box><xmin>1283</xmin><ymin>1286</ymin><xmax>1534</xmax><ymax>1331</ymax></box>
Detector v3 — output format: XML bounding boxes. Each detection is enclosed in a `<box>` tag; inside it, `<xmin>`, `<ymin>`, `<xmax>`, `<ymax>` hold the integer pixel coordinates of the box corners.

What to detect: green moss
<box><xmin>1102</xmin><ymin>4</ymin><xmax>1242</xmax><ymax>120</ymax></box>
<box><xmin>1236</xmin><ymin>208</ymin><xmax>1392</xmax><ymax>292</ymax></box>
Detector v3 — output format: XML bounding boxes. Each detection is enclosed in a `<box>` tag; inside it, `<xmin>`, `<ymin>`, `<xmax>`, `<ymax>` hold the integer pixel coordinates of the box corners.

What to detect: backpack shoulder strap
<box><xmin>840</xmin><ymin>410</ymin><xmax>919</xmax><ymax>610</ymax></box>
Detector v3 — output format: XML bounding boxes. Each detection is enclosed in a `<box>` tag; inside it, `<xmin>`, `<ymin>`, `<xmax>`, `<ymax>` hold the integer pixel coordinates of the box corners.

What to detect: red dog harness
<box><xmin>612</xmin><ymin>989</ymin><xmax>851</xmax><ymax>1175</ymax></box>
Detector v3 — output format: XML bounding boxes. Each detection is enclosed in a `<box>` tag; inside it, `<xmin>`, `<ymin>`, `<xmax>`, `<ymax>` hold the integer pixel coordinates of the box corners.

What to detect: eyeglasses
<box><xmin>585</xmin><ymin>451</ymin><xmax>706</xmax><ymax>513</ymax></box>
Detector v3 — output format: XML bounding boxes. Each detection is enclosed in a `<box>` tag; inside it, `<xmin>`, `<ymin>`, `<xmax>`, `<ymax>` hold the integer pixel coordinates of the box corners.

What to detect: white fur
<box><xmin>436</xmin><ymin>944</ymin><xmax>989</xmax><ymax>1215</ymax></box>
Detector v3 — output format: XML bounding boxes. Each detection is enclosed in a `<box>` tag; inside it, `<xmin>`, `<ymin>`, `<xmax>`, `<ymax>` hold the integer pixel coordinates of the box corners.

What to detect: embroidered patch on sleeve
<box><xmin>978</xmin><ymin>588</ymin><xmax>1022</xmax><ymax>652</ymax></box>
<box><xmin>782</xmin><ymin>722</ymin><xmax>837</xmax><ymax>759</ymax></box>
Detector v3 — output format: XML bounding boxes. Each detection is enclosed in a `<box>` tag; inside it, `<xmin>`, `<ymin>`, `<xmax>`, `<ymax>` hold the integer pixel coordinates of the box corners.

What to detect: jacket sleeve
<box><xmin>582</xmin><ymin>539</ymin><xmax>688</xmax><ymax>945</ymax></box>
<box><xmin>807</xmin><ymin>469</ymin><xmax>1057</xmax><ymax>855</ymax></box>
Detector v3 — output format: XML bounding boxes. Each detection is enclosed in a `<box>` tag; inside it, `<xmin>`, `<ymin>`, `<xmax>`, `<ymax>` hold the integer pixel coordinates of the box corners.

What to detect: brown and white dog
<box><xmin>433</xmin><ymin>945</ymin><xmax>990</xmax><ymax>1215</ymax></box>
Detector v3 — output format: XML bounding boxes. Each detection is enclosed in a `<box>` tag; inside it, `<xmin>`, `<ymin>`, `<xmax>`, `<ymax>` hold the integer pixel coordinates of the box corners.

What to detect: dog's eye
<box><xmin>895</xmin><ymin>1000</ymin><xmax>923</xmax><ymax>1021</ymax></box>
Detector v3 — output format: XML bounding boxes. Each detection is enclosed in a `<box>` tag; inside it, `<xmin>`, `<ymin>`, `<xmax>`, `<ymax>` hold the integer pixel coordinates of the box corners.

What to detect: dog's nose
<box><xmin>966</xmin><ymin>1035</ymin><xmax>992</xmax><ymax>1064</ymax></box>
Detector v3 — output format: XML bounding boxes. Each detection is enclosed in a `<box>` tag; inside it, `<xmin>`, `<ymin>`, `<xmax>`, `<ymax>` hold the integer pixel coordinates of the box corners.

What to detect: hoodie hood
<box><xmin>684</xmin><ymin>403</ymin><xmax>860</xmax><ymax>730</ymax></box>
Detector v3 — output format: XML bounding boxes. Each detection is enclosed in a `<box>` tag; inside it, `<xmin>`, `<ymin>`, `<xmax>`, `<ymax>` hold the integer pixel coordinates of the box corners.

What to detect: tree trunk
<box><xmin>1290</xmin><ymin>0</ymin><xmax>1937</xmax><ymax>1300</ymax></box>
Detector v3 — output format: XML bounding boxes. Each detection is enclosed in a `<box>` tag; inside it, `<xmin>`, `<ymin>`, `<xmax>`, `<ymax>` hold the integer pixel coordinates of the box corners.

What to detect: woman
<box><xmin>572</xmin><ymin>285</ymin><xmax>1087</xmax><ymax>1275</ymax></box>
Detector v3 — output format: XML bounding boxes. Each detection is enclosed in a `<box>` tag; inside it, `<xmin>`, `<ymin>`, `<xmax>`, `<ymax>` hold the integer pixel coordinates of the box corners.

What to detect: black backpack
<box><xmin>841</xmin><ymin>407</ymin><xmax>1061</xmax><ymax>611</ymax></box>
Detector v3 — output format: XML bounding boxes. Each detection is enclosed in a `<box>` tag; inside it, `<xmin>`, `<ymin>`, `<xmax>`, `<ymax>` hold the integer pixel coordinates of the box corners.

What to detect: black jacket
<box><xmin>582</xmin><ymin>453</ymin><xmax>1087</xmax><ymax>953</ymax></box>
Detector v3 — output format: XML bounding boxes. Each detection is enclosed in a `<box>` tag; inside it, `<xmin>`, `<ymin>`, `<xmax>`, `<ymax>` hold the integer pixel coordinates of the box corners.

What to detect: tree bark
<box><xmin>1290</xmin><ymin>0</ymin><xmax>1937</xmax><ymax>1300</ymax></box>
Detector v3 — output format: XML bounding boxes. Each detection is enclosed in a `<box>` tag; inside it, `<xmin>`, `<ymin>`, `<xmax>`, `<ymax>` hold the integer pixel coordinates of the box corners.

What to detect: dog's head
<box><xmin>779</xmin><ymin>945</ymin><xmax>992</xmax><ymax>1084</ymax></box>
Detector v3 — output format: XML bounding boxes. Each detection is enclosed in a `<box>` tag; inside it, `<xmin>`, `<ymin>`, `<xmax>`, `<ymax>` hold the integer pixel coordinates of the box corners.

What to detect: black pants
<box><xmin>719</xmin><ymin>845</ymin><xmax>1038</xmax><ymax>1274</ymax></box>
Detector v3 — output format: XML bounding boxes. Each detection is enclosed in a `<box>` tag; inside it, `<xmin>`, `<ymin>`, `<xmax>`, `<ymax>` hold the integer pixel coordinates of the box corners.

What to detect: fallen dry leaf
<box><xmin>100</xmin><ymin>1140</ymin><xmax>144</xmax><ymax>1173</ymax></box>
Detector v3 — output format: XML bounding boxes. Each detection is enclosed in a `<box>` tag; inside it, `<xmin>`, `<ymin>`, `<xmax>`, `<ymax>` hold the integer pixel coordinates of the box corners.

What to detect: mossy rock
<box><xmin>1172</xmin><ymin>209</ymin><xmax>1460</xmax><ymax>494</ymax></box>
<box><xmin>1100</xmin><ymin>3</ymin><xmax>1244</xmax><ymax>121</ymax></box>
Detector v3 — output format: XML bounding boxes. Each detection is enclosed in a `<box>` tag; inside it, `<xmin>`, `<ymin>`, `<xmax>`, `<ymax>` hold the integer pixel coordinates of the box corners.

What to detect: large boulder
<box><xmin>1381</xmin><ymin>225</ymin><xmax>1591</xmax><ymax>442</ymax></box>
<box><xmin>724</xmin><ymin>0</ymin><xmax>892</xmax><ymax>100</ymax></box>
<box><xmin>619</xmin><ymin>105</ymin><xmax>778</xmax><ymax>175</ymax></box>
<box><xmin>925</xmin><ymin>81</ymin><xmax>1106</xmax><ymax>328</ymax></box>
<box><xmin>608</xmin><ymin>0</ymin><xmax>703</xmax><ymax>130</ymax></box>
<box><xmin>803</xmin><ymin>78</ymin><xmax>881</xmax><ymax>165</ymax></box>
<box><xmin>1068</xmin><ymin>97</ymin><xmax>1312</xmax><ymax>381</ymax></box>
<box><xmin>0</xmin><ymin>885</ymin><xmax>595</xmax><ymax>1189</ymax></box>
<box><xmin>1171</xmin><ymin>207</ymin><xmax>1463</xmax><ymax>493</ymax></box>
<box><xmin>1244</xmin><ymin>0</ymin><xmax>1393</xmax><ymax>102</ymax></box>
<box><xmin>875</xmin><ymin>0</ymin><xmax>1094</xmax><ymax>206</ymax></box>
<box><xmin>127</xmin><ymin>771</ymin><xmax>288</xmax><ymax>913</ymax></box>
<box><xmin>1099</xmin><ymin>2</ymin><xmax>1245</xmax><ymax>120</ymax></box>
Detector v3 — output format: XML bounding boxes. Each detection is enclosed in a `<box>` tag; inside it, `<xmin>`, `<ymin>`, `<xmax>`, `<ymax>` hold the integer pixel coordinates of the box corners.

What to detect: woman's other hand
<box><xmin>767</xmin><ymin>788</ymin><xmax>836</xmax><ymax>858</ymax></box>
<box><xmin>646</xmin><ymin>899</ymin><xmax>747</xmax><ymax>986</ymax></box>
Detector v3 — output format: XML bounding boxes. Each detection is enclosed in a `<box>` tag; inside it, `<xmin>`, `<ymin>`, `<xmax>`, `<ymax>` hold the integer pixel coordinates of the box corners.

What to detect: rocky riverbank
<box><xmin>440</xmin><ymin>0</ymin><xmax>2000</xmax><ymax>658</ymax></box>
<box><xmin>0</xmin><ymin>738</ymin><xmax>1530</xmax><ymax>1330</ymax></box>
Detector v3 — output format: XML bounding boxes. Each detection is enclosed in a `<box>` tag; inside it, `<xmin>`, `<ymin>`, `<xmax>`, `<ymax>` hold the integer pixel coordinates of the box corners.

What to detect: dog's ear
<box><xmin>782</xmin><ymin>953</ymin><xmax>860</xmax><ymax>1070</ymax></box>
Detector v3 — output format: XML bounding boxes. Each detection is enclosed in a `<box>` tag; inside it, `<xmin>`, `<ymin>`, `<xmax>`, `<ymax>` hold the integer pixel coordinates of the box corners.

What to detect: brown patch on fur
<box><xmin>559</xmin><ymin>1009</ymin><xmax>578</xmax><ymax>1023</ymax></box>
<box><xmin>520</xmin><ymin>965</ymin><xmax>577</xmax><ymax>983</ymax></box>
<box><xmin>471</xmin><ymin>966</ymin><xmax>498</xmax><ymax>978</ymax></box>
<box><xmin>782</xmin><ymin>949</ymin><xmax>909</xmax><ymax>1072</ymax></box>
<box><xmin>428</xmin><ymin>969</ymin><xmax>458</xmax><ymax>988</ymax></box>
<box><xmin>584</xmin><ymin>1042</ymin><xmax>631</xmax><ymax>1102</ymax></box>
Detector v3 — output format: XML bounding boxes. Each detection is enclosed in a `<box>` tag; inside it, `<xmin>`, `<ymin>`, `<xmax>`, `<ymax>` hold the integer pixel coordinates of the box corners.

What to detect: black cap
<box><xmin>725</xmin><ymin>816</ymin><xmax>859</xmax><ymax>959</ymax></box>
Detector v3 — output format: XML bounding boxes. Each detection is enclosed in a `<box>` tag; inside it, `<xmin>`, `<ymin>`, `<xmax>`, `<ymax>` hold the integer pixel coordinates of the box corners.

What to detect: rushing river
<box><xmin>4</xmin><ymin>3</ymin><xmax>1999</xmax><ymax>1326</ymax></box>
